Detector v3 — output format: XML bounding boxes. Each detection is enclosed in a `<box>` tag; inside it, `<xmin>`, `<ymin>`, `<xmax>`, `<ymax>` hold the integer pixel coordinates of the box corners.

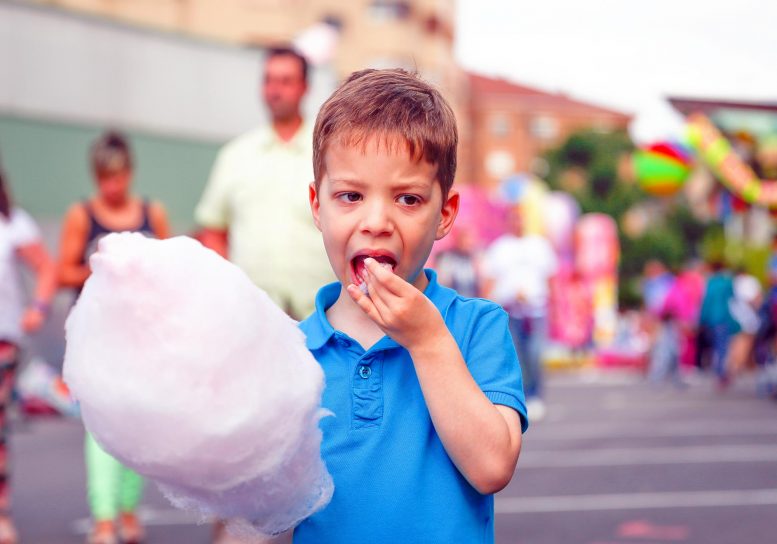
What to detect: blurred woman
<box><xmin>0</xmin><ymin>160</ymin><xmax>57</xmax><ymax>544</ymax></box>
<box><xmin>59</xmin><ymin>131</ymin><xmax>170</xmax><ymax>544</ymax></box>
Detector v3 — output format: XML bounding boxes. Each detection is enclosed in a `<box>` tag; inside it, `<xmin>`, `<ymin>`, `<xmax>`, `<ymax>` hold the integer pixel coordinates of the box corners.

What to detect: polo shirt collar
<box><xmin>304</xmin><ymin>269</ymin><xmax>458</xmax><ymax>351</ymax></box>
<box><xmin>304</xmin><ymin>282</ymin><xmax>340</xmax><ymax>350</ymax></box>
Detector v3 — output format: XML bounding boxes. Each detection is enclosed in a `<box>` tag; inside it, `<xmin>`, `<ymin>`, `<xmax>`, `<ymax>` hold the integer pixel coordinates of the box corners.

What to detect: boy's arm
<box><xmin>410</xmin><ymin>332</ymin><xmax>523</xmax><ymax>494</ymax></box>
<box><xmin>348</xmin><ymin>259</ymin><xmax>523</xmax><ymax>494</ymax></box>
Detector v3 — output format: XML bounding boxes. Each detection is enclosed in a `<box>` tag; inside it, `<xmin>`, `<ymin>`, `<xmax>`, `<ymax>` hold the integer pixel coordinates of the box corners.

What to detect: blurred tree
<box><xmin>543</xmin><ymin>129</ymin><xmax>709</xmax><ymax>308</ymax></box>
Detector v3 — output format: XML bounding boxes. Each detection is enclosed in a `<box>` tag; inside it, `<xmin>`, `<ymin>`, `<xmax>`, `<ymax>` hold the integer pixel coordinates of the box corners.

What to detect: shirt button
<box><xmin>358</xmin><ymin>365</ymin><xmax>372</xmax><ymax>379</ymax></box>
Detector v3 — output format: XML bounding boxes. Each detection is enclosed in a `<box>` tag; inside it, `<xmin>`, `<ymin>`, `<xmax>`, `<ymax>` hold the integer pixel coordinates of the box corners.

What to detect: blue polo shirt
<box><xmin>294</xmin><ymin>270</ymin><xmax>527</xmax><ymax>544</ymax></box>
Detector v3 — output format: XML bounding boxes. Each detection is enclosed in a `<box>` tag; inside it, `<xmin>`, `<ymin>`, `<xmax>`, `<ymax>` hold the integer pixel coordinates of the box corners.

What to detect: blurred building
<box><xmin>20</xmin><ymin>0</ymin><xmax>637</xmax><ymax>190</ymax></box>
<box><xmin>465</xmin><ymin>73</ymin><xmax>631</xmax><ymax>187</ymax></box>
<box><xmin>31</xmin><ymin>1</ymin><xmax>457</xmax><ymax>82</ymax></box>
<box><xmin>25</xmin><ymin>0</ymin><xmax>472</xmax><ymax>178</ymax></box>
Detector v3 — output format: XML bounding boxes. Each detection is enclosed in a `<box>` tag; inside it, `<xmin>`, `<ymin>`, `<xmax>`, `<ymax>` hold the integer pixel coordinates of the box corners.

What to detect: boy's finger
<box><xmin>363</xmin><ymin>273</ymin><xmax>394</xmax><ymax>319</ymax></box>
<box><xmin>364</xmin><ymin>258</ymin><xmax>405</xmax><ymax>296</ymax></box>
<box><xmin>346</xmin><ymin>284</ymin><xmax>386</xmax><ymax>326</ymax></box>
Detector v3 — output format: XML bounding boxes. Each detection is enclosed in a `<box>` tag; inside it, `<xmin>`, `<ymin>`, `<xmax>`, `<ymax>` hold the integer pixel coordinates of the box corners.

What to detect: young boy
<box><xmin>294</xmin><ymin>69</ymin><xmax>528</xmax><ymax>543</ymax></box>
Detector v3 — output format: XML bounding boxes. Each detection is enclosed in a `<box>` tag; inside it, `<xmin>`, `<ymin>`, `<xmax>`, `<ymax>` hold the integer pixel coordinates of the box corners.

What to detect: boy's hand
<box><xmin>346</xmin><ymin>257</ymin><xmax>446</xmax><ymax>350</ymax></box>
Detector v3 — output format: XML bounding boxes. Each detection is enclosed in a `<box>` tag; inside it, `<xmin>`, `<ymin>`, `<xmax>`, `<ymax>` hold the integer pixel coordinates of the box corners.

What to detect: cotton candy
<box><xmin>357</xmin><ymin>259</ymin><xmax>395</xmax><ymax>296</ymax></box>
<box><xmin>63</xmin><ymin>232</ymin><xmax>333</xmax><ymax>538</ymax></box>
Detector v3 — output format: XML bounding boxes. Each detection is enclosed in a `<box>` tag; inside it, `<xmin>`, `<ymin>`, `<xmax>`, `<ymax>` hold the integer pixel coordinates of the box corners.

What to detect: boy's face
<box><xmin>310</xmin><ymin>137</ymin><xmax>458</xmax><ymax>292</ymax></box>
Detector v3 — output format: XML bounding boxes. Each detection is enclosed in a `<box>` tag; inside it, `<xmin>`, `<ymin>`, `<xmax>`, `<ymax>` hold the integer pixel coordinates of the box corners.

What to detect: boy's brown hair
<box><xmin>313</xmin><ymin>68</ymin><xmax>458</xmax><ymax>198</ymax></box>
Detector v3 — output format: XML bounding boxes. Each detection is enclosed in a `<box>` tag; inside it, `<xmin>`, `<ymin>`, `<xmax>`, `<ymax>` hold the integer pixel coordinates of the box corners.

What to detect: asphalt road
<box><xmin>9</xmin><ymin>369</ymin><xmax>777</xmax><ymax>543</ymax></box>
<box><xmin>496</xmin><ymin>370</ymin><xmax>777</xmax><ymax>544</ymax></box>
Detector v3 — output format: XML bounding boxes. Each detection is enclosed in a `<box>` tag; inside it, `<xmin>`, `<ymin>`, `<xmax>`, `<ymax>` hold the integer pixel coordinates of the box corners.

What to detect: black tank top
<box><xmin>80</xmin><ymin>199</ymin><xmax>155</xmax><ymax>265</ymax></box>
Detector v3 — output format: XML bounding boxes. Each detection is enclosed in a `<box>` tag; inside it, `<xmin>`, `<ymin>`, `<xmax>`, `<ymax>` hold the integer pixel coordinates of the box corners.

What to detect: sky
<box><xmin>454</xmin><ymin>0</ymin><xmax>777</xmax><ymax>143</ymax></box>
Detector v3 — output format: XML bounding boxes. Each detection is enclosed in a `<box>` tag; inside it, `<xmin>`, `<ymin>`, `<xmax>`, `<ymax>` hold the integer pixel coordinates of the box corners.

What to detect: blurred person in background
<box><xmin>698</xmin><ymin>260</ymin><xmax>740</xmax><ymax>389</ymax></box>
<box><xmin>650</xmin><ymin>260</ymin><xmax>706</xmax><ymax>385</ymax></box>
<box><xmin>755</xmin><ymin>254</ymin><xmax>777</xmax><ymax>366</ymax></box>
<box><xmin>641</xmin><ymin>260</ymin><xmax>674</xmax><ymax>319</ymax></box>
<box><xmin>643</xmin><ymin>262</ymin><xmax>676</xmax><ymax>384</ymax></box>
<box><xmin>755</xmin><ymin>253</ymin><xmax>777</xmax><ymax>396</ymax></box>
<box><xmin>59</xmin><ymin>130</ymin><xmax>170</xmax><ymax>544</ymax></box>
<box><xmin>481</xmin><ymin>210</ymin><xmax>557</xmax><ymax>421</ymax></box>
<box><xmin>669</xmin><ymin>260</ymin><xmax>707</xmax><ymax>369</ymax></box>
<box><xmin>435</xmin><ymin>226</ymin><xmax>480</xmax><ymax>298</ymax></box>
<box><xmin>195</xmin><ymin>45</ymin><xmax>332</xmax><ymax>544</ymax></box>
<box><xmin>0</xmin><ymin>159</ymin><xmax>57</xmax><ymax>544</ymax></box>
<box><xmin>195</xmin><ymin>46</ymin><xmax>332</xmax><ymax>321</ymax></box>
<box><xmin>727</xmin><ymin>267</ymin><xmax>763</xmax><ymax>377</ymax></box>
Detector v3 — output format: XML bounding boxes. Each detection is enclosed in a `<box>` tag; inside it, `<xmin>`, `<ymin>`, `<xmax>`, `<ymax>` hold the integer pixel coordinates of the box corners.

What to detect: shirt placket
<box><xmin>338</xmin><ymin>340</ymin><xmax>383</xmax><ymax>430</ymax></box>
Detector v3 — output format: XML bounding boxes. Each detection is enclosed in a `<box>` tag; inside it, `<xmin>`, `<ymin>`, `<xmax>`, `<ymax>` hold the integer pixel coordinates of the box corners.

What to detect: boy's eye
<box><xmin>336</xmin><ymin>192</ymin><xmax>362</xmax><ymax>203</ymax></box>
<box><xmin>397</xmin><ymin>194</ymin><xmax>421</xmax><ymax>206</ymax></box>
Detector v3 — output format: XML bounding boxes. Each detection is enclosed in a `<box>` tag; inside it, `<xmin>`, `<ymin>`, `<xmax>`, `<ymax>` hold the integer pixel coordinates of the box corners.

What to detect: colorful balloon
<box><xmin>544</xmin><ymin>191</ymin><xmax>580</xmax><ymax>254</ymax></box>
<box><xmin>633</xmin><ymin>142</ymin><xmax>692</xmax><ymax>196</ymax></box>
<box><xmin>497</xmin><ymin>174</ymin><xmax>530</xmax><ymax>204</ymax></box>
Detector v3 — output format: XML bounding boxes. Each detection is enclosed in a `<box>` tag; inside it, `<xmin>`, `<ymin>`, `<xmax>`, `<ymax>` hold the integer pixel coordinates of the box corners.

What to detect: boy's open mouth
<box><xmin>351</xmin><ymin>254</ymin><xmax>397</xmax><ymax>286</ymax></box>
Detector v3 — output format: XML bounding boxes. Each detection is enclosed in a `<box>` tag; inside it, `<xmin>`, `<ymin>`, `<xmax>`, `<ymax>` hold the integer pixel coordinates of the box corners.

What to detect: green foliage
<box><xmin>544</xmin><ymin>129</ymin><xmax>711</xmax><ymax>309</ymax></box>
<box><xmin>561</xmin><ymin>133</ymin><xmax>596</xmax><ymax>167</ymax></box>
<box><xmin>701</xmin><ymin>225</ymin><xmax>770</xmax><ymax>284</ymax></box>
<box><xmin>547</xmin><ymin>130</ymin><xmax>643</xmax><ymax>219</ymax></box>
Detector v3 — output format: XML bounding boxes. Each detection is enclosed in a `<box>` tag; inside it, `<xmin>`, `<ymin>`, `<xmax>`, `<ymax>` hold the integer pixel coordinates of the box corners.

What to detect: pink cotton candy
<box><xmin>63</xmin><ymin>232</ymin><xmax>333</xmax><ymax>538</ymax></box>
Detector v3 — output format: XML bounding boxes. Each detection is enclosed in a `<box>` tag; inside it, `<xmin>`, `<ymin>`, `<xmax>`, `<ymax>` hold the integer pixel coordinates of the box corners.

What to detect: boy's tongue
<box><xmin>353</xmin><ymin>255</ymin><xmax>395</xmax><ymax>284</ymax></box>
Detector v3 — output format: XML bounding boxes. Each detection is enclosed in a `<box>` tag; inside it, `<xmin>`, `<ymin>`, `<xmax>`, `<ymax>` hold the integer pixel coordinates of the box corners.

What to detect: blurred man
<box><xmin>195</xmin><ymin>46</ymin><xmax>332</xmax><ymax>320</ymax></box>
<box><xmin>481</xmin><ymin>210</ymin><xmax>558</xmax><ymax>421</ymax></box>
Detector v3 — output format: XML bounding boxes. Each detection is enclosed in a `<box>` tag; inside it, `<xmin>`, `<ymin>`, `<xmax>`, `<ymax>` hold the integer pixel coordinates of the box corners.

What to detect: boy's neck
<box><xmin>326</xmin><ymin>287</ymin><xmax>386</xmax><ymax>350</ymax></box>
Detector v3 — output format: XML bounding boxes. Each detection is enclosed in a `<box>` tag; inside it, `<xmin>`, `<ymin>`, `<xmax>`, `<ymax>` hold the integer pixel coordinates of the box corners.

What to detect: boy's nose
<box><xmin>360</xmin><ymin>202</ymin><xmax>394</xmax><ymax>236</ymax></box>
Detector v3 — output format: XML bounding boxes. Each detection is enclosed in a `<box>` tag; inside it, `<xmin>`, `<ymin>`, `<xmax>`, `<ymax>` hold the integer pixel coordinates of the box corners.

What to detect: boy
<box><xmin>295</xmin><ymin>69</ymin><xmax>528</xmax><ymax>543</ymax></box>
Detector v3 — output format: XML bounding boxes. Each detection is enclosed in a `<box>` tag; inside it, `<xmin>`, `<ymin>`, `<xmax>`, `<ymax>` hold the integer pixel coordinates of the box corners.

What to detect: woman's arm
<box><xmin>148</xmin><ymin>200</ymin><xmax>171</xmax><ymax>240</ymax></box>
<box><xmin>58</xmin><ymin>204</ymin><xmax>91</xmax><ymax>288</ymax></box>
<box><xmin>17</xmin><ymin>240</ymin><xmax>58</xmax><ymax>333</ymax></box>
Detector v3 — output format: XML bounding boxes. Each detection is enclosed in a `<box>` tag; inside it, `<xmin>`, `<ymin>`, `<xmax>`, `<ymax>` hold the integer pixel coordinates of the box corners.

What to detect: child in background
<box><xmin>291</xmin><ymin>69</ymin><xmax>527</xmax><ymax>544</ymax></box>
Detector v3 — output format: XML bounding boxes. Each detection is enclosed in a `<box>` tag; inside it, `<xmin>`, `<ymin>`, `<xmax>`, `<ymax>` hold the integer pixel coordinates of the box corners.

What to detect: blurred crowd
<box><xmin>641</xmin><ymin>257</ymin><xmax>777</xmax><ymax>393</ymax></box>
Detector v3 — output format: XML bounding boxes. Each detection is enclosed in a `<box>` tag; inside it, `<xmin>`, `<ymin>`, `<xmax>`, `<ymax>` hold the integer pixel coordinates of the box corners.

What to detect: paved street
<box><xmin>8</xmin><ymin>369</ymin><xmax>777</xmax><ymax>543</ymax></box>
<box><xmin>496</xmin><ymin>370</ymin><xmax>777</xmax><ymax>544</ymax></box>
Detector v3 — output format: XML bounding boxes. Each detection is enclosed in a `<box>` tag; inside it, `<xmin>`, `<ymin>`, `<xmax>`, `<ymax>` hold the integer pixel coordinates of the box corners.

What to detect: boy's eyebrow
<box><xmin>393</xmin><ymin>180</ymin><xmax>433</xmax><ymax>192</ymax></box>
<box><xmin>328</xmin><ymin>178</ymin><xmax>433</xmax><ymax>192</ymax></box>
<box><xmin>329</xmin><ymin>177</ymin><xmax>367</xmax><ymax>186</ymax></box>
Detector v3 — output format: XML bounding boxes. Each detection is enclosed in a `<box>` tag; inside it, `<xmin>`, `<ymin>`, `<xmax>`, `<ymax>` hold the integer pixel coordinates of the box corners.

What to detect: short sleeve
<box><xmin>464</xmin><ymin>305</ymin><xmax>528</xmax><ymax>432</ymax></box>
<box><xmin>9</xmin><ymin>208</ymin><xmax>41</xmax><ymax>247</ymax></box>
<box><xmin>194</xmin><ymin>149</ymin><xmax>233</xmax><ymax>229</ymax></box>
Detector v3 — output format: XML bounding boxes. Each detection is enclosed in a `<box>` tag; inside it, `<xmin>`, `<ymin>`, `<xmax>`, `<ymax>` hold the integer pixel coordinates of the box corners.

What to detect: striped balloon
<box><xmin>633</xmin><ymin>142</ymin><xmax>692</xmax><ymax>196</ymax></box>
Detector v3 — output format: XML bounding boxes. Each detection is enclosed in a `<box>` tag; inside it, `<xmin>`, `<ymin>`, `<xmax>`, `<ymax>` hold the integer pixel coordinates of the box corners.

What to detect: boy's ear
<box><xmin>435</xmin><ymin>188</ymin><xmax>459</xmax><ymax>240</ymax></box>
<box><xmin>309</xmin><ymin>181</ymin><xmax>322</xmax><ymax>232</ymax></box>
